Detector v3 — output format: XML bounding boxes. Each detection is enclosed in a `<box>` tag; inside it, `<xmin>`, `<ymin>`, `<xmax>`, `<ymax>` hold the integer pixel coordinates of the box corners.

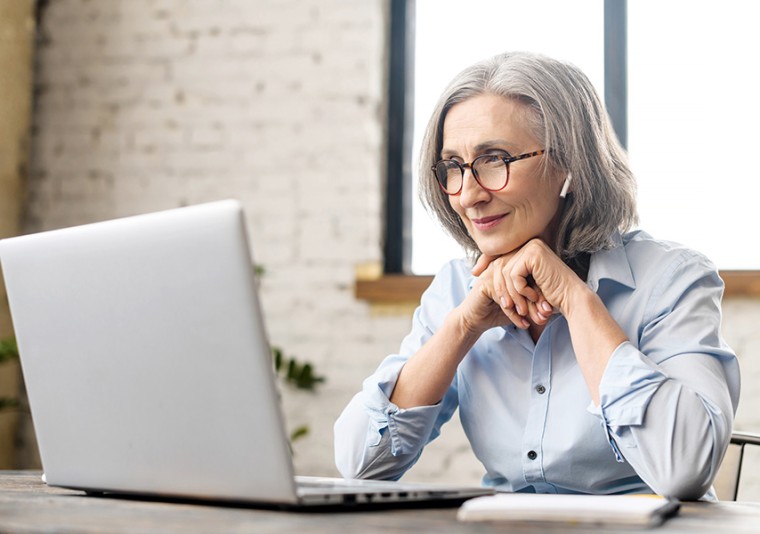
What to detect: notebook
<box><xmin>0</xmin><ymin>200</ymin><xmax>492</xmax><ymax>508</ymax></box>
<box><xmin>457</xmin><ymin>493</ymin><xmax>680</xmax><ymax>527</ymax></box>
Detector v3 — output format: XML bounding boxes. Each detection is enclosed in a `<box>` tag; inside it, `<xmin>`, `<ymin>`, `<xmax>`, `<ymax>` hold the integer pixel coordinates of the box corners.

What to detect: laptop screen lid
<box><xmin>0</xmin><ymin>200</ymin><xmax>301</xmax><ymax>504</ymax></box>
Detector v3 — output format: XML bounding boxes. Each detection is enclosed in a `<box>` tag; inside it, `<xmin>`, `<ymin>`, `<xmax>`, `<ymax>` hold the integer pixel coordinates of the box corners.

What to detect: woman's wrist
<box><xmin>557</xmin><ymin>277</ymin><xmax>596</xmax><ymax>319</ymax></box>
<box><xmin>561</xmin><ymin>281</ymin><xmax>628</xmax><ymax>400</ymax></box>
<box><xmin>449</xmin><ymin>305</ymin><xmax>486</xmax><ymax>346</ymax></box>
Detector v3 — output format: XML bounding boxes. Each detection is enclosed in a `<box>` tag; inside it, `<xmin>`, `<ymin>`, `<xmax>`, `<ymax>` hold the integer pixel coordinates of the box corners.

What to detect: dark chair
<box><xmin>714</xmin><ymin>431</ymin><xmax>760</xmax><ymax>501</ymax></box>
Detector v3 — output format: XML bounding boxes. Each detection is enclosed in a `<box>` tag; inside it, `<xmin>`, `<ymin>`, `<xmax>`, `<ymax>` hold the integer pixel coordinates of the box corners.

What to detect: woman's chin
<box><xmin>477</xmin><ymin>241</ymin><xmax>520</xmax><ymax>257</ymax></box>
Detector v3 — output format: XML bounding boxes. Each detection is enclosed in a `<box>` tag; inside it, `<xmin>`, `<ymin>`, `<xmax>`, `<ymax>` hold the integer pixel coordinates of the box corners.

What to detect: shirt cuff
<box><xmin>361</xmin><ymin>358</ymin><xmax>443</xmax><ymax>455</ymax></box>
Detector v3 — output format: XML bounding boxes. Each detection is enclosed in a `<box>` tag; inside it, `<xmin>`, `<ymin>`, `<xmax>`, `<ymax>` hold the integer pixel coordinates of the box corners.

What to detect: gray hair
<box><xmin>419</xmin><ymin>51</ymin><xmax>638</xmax><ymax>265</ymax></box>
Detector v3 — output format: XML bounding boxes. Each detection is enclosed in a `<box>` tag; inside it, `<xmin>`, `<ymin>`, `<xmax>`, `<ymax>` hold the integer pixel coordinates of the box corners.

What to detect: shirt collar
<box><xmin>586</xmin><ymin>231</ymin><xmax>636</xmax><ymax>292</ymax></box>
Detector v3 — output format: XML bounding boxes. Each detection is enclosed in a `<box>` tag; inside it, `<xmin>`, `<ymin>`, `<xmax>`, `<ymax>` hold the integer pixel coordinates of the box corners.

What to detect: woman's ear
<box><xmin>559</xmin><ymin>173</ymin><xmax>572</xmax><ymax>198</ymax></box>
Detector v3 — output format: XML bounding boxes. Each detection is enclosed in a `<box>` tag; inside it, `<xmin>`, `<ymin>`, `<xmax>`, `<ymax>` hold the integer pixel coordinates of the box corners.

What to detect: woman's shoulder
<box><xmin>620</xmin><ymin>229</ymin><xmax>719</xmax><ymax>278</ymax></box>
<box><xmin>622</xmin><ymin>229</ymin><xmax>714</xmax><ymax>261</ymax></box>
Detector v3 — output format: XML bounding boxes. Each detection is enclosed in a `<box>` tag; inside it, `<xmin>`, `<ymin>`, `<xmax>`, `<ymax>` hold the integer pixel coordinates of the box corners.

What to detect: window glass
<box><xmin>412</xmin><ymin>0</ymin><xmax>605</xmax><ymax>274</ymax></box>
<box><xmin>628</xmin><ymin>0</ymin><xmax>760</xmax><ymax>269</ymax></box>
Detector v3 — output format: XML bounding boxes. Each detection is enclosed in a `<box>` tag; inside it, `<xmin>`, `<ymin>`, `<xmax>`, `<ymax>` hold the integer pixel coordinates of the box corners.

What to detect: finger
<box><xmin>498</xmin><ymin>293</ymin><xmax>515</xmax><ymax>316</ymax></box>
<box><xmin>524</xmin><ymin>283</ymin><xmax>545</xmax><ymax>321</ymax></box>
<box><xmin>481</xmin><ymin>269</ymin><xmax>523</xmax><ymax>327</ymax></box>
<box><xmin>471</xmin><ymin>255</ymin><xmax>489</xmax><ymax>277</ymax></box>
<box><xmin>502</xmin><ymin>302</ymin><xmax>529</xmax><ymax>329</ymax></box>
<box><xmin>492</xmin><ymin>258</ymin><xmax>528</xmax><ymax>326</ymax></box>
<box><xmin>492</xmin><ymin>261</ymin><xmax>510</xmax><ymax>311</ymax></box>
<box><xmin>530</xmin><ymin>285</ymin><xmax>555</xmax><ymax>317</ymax></box>
<box><xmin>505</xmin><ymin>275</ymin><xmax>530</xmax><ymax>320</ymax></box>
<box><xmin>514</xmin><ymin>273</ymin><xmax>542</xmax><ymax>303</ymax></box>
<box><xmin>471</xmin><ymin>253</ymin><xmax>499</xmax><ymax>277</ymax></box>
<box><xmin>464</xmin><ymin>281</ymin><xmax>507</xmax><ymax>333</ymax></box>
<box><xmin>526</xmin><ymin>300</ymin><xmax>549</xmax><ymax>325</ymax></box>
<box><xmin>537</xmin><ymin>294</ymin><xmax>554</xmax><ymax>317</ymax></box>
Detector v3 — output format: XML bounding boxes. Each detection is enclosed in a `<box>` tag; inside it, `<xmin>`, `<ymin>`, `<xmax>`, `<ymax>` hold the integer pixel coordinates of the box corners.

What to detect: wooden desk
<box><xmin>2</xmin><ymin>471</ymin><xmax>760</xmax><ymax>534</ymax></box>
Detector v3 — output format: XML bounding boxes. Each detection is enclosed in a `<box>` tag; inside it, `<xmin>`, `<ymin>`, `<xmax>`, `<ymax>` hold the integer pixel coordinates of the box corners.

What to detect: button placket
<box><xmin>521</xmin><ymin>321</ymin><xmax>555</xmax><ymax>486</ymax></box>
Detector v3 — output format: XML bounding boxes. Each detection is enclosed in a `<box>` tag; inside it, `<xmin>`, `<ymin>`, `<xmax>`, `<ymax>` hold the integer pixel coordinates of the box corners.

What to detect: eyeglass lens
<box><xmin>435</xmin><ymin>155</ymin><xmax>508</xmax><ymax>194</ymax></box>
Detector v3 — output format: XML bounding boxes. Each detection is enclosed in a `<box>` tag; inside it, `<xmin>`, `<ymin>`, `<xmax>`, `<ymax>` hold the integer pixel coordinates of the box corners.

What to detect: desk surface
<box><xmin>2</xmin><ymin>471</ymin><xmax>760</xmax><ymax>534</ymax></box>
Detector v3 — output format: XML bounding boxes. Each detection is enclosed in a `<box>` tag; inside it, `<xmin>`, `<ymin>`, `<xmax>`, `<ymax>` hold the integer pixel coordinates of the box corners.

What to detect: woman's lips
<box><xmin>471</xmin><ymin>213</ymin><xmax>508</xmax><ymax>231</ymax></box>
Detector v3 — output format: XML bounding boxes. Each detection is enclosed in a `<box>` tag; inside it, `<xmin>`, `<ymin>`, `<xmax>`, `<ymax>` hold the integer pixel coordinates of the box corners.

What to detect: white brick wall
<box><xmin>25</xmin><ymin>0</ymin><xmax>760</xmax><ymax>497</ymax></box>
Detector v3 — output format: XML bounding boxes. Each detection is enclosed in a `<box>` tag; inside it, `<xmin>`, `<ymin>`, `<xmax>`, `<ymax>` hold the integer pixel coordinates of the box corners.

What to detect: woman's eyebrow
<box><xmin>440</xmin><ymin>140</ymin><xmax>516</xmax><ymax>158</ymax></box>
<box><xmin>474</xmin><ymin>140</ymin><xmax>516</xmax><ymax>152</ymax></box>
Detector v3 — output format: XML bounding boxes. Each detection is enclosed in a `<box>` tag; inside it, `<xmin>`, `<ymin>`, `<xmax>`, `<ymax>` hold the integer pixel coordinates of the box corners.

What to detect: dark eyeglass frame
<box><xmin>431</xmin><ymin>149</ymin><xmax>546</xmax><ymax>196</ymax></box>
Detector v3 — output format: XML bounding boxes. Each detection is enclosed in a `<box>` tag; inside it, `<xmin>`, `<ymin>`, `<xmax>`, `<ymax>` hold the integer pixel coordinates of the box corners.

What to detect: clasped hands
<box><xmin>460</xmin><ymin>238</ymin><xmax>582</xmax><ymax>335</ymax></box>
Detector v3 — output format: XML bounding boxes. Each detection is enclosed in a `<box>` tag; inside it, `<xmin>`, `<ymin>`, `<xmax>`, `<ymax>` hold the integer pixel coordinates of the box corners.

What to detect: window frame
<box><xmin>382</xmin><ymin>0</ymin><xmax>415</xmax><ymax>274</ymax></box>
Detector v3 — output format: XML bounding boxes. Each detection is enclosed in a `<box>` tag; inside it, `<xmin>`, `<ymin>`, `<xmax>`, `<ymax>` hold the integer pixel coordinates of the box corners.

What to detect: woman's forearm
<box><xmin>389</xmin><ymin>308</ymin><xmax>481</xmax><ymax>408</ymax></box>
<box><xmin>562</xmin><ymin>284</ymin><xmax>628</xmax><ymax>405</ymax></box>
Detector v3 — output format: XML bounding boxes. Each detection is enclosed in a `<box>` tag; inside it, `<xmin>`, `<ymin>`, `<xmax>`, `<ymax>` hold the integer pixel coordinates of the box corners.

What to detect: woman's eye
<box><xmin>479</xmin><ymin>153</ymin><xmax>507</xmax><ymax>164</ymax></box>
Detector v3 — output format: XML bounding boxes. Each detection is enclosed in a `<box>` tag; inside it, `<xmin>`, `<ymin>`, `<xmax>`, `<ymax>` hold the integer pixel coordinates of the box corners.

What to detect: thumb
<box><xmin>471</xmin><ymin>253</ymin><xmax>500</xmax><ymax>277</ymax></box>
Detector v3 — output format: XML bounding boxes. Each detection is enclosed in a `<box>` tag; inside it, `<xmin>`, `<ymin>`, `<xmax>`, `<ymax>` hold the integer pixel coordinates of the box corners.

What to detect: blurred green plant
<box><xmin>0</xmin><ymin>338</ymin><xmax>20</xmax><ymax>411</ymax></box>
<box><xmin>272</xmin><ymin>347</ymin><xmax>325</xmax><ymax>391</ymax></box>
<box><xmin>288</xmin><ymin>425</ymin><xmax>309</xmax><ymax>442</ymax></box>
<box><xmin>271</xmin><ymin>346</ymin><xmax>324</xmax><ymax>444</ymax></box>
<box><xmin>256</xmin><ymin>264</ymin><xmax>325</xmax><ymax>444</ymax></box>
<box><xmin>0</xmin><ymin>338</ymin><xmax>18</xmax><ymax>364</ymax></box>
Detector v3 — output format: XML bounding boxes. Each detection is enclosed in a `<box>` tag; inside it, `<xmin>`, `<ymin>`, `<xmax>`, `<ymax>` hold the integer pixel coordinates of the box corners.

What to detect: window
<box><xmin>410</xmin><ymin>0</ymin><xmax>604</xmax><ymax>274</ymax></box>
<box><xmin>384</xmin><ymin>0</ymin><xmax>760</xmax><ymax>277</ymax></box>
<box><xmin>627</xmin><ymin>0</ymin><xmax>760</xmax><ymax>270</ymax></box>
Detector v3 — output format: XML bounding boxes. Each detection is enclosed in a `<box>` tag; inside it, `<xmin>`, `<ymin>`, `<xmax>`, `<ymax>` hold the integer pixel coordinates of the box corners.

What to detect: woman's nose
<box><xmin>458</xmin><ymin>169</ymin><xmax>490</xmax><ymax>207</ymax></box>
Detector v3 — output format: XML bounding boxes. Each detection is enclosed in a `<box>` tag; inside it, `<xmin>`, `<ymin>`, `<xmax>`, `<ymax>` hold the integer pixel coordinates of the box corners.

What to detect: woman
<box><xmin>334</xmin><ymin>52</ymin><xmax>740</xmax><ymax>500</ymax></box>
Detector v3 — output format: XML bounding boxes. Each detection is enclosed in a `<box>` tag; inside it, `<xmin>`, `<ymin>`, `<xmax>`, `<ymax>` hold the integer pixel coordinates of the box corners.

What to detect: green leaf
<box><xmin>0</xmin><ymin>338</ymin><xmax>19</xmax><ymax>364</ymax></box>
<box><xmin>296</xmin><ymin>363</ymin><xmax>325</xmax><ymax>390</ymax></box>
<box><xmin>271</xmin><ymin>346</ymin><xmax>325</xmax><ymax>391</ymax></box>
<box><xmin>272</xmin><ymin>347</ymin><xmax>283</xmax><ymax>372</ymax></box>
<box><xmin>286</xmin><ymin>358</ymin><xmax>298</xmax><ymax>381</ymax></box>
<box><xmin>0</xmin><ymin>397</ymin><xmax>19</xmax><ymax>411</ymax></box>
<box><xmin>289</xmin><ymin>425</ymin><xmax>309</xmax><ymax>442</ymax></box>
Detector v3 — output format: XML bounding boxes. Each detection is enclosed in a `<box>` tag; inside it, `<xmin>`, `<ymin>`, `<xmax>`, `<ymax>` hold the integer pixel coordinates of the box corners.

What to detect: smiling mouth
<box><xmin>471</xmin><ymin>213</ymin><xmax>508</xmax><ymax>230</ymax></box>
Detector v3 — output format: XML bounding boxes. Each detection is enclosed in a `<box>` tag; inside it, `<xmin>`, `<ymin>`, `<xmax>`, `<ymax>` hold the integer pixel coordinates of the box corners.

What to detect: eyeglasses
<box><xmin>432</xmin><ymin>149</ymin><xmax>546</xmax><ymax>195</ymax></box>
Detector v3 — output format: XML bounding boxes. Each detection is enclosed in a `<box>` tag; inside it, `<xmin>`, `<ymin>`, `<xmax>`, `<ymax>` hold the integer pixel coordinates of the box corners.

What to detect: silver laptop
<box><xmin>0</xmin><ymin>200</ymin><xmax>491</xmax><ymax>508</ymax></box>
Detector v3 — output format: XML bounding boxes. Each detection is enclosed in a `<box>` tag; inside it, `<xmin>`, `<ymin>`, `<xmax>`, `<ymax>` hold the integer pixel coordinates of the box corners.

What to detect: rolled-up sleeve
<box><xmin>361</xmin><ymin>356</ymin><xmax>445</xmax><ymax>455</ymax></box>
<box><xmin>589</xmin><ymin>250</ymin><xmax>740</xmax><ymax>500</ymax></box>
<box><xmin>334</xmin><ymin>345</ymin><xmax>460</xmax><ymax>482</ymax></box>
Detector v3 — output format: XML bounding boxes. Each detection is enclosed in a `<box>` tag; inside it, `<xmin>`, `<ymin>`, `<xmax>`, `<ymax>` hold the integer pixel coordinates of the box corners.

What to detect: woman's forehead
<box><xmin>441</xmin><ymin>94</ymin><xmax>538</xmax><ymax>153</ymax></box>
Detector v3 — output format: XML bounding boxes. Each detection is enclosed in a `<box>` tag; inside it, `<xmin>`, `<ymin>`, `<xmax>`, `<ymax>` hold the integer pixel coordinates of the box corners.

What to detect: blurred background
<box><xmin>1</xmin><ymin>0</ymin><xmax>759</xmax><ymax>499</ymax></box>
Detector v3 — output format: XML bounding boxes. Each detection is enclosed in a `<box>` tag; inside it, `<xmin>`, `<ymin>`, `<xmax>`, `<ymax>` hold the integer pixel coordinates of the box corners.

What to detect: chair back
<box><xmin>714</xmin><ymin>431</ymin><xmax>760</xmax><ymax>501</ymax></box>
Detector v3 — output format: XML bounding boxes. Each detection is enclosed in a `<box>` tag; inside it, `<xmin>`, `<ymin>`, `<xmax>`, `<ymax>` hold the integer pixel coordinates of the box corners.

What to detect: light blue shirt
<box><xmin>334</xmin><ymin>230</ymin><xmax>740</xmax><ymax>500</ymax></box>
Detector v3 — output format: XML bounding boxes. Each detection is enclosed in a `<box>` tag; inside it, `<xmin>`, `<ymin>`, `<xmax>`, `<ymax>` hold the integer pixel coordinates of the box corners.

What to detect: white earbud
<box><xmin>560</xmin><ymin>173</ymin><xmax>572</xmax><ymax>198</ymax></box>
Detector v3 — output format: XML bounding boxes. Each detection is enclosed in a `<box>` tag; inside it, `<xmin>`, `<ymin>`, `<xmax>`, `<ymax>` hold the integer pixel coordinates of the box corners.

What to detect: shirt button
<box><xmin>527</xmin><ymin>450</ymin><xmax>537</xmax><ymax>460</ymax></box>
<box><xmin>535</xmin><ymin>385</ymin><xmax>546</xmax><ymax>394</ymax></box>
